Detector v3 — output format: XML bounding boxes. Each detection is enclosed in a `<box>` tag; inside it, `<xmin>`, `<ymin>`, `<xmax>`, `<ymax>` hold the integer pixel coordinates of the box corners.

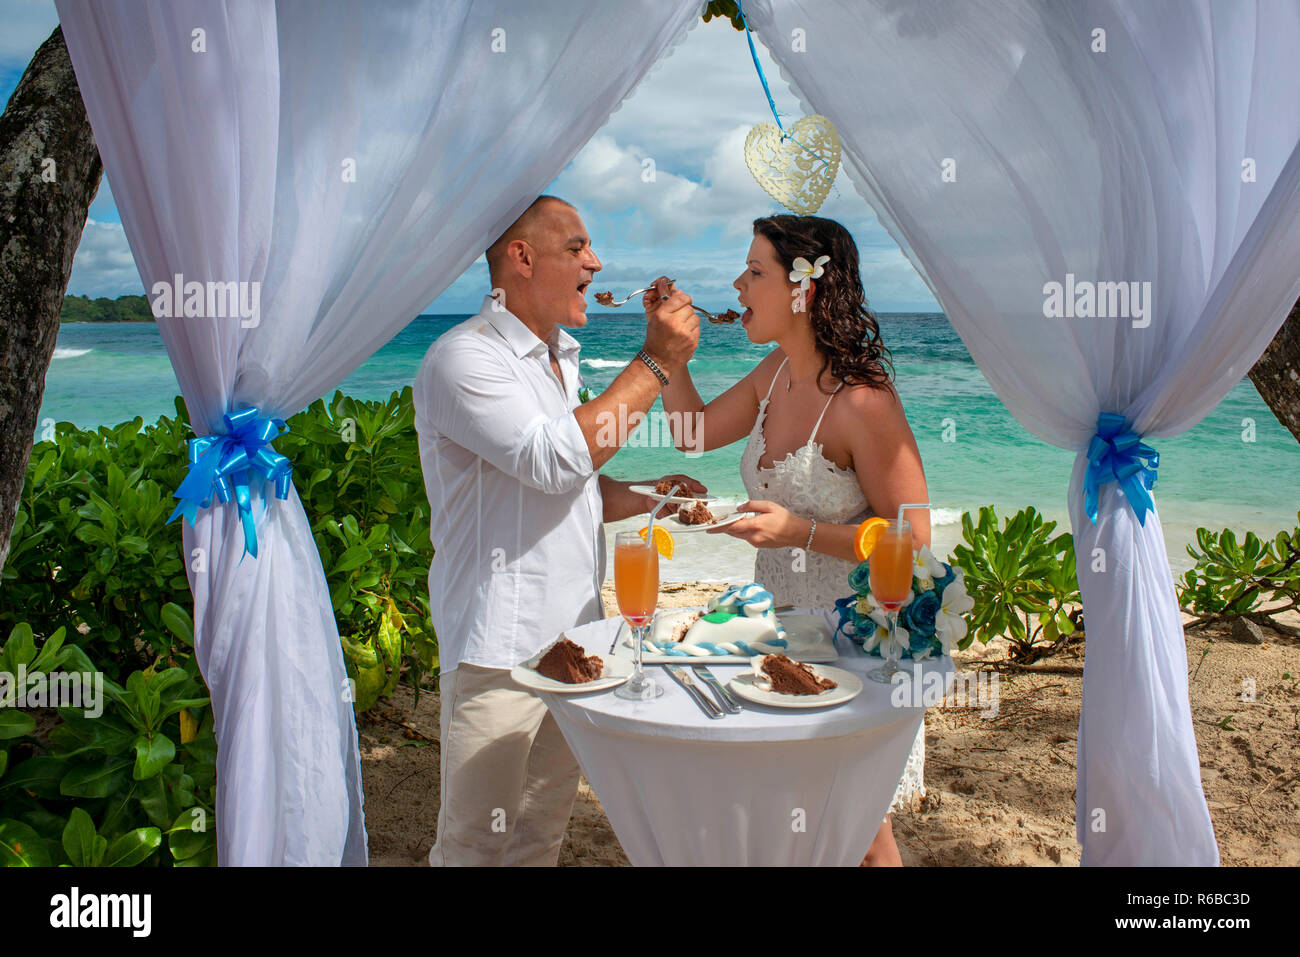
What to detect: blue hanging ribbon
<box><xmin>166</xmin><ymin>406</ymin><xmax>293</xmax><ymax>558</ymax></box>
<box><xmin>737</xmin><ymin>0</ymin><xmax>786</xmax><ymax>134</ymax></box>
<box><xmin>1083</xmin><ymin>412</ymin><xmax>1159</xmax><ymax>526</ymax></box>
<box><xmin>735</xmin><ymin>0</ymin><xmax>834</xmax><ymax>171</ymax></box>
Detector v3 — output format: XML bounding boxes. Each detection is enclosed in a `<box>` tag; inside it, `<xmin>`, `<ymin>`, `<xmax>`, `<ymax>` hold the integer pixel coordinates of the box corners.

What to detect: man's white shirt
<box><xmin>414</xmin><ymin>295</ymin><xmax>606</xmax><ymax>672</ymax></box>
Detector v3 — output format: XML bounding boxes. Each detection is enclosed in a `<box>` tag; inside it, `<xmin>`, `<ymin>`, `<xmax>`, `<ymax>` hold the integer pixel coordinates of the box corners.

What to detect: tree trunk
<box><xmin>0</xmin><ymin>27</ymin><xmax>102</xmax><ymax>575</ymax></box>
<box><xmin>1248</xmin><ymin>298</ymin><xmax>1300</xmax><ymax>444</ymax></box>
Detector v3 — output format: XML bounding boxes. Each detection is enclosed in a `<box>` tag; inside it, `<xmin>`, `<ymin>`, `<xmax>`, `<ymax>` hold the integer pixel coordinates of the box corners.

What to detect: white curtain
<box><xmin>55</xmin><ymin>0</ymin><xmax>706</xmax><ymax>865</ymax></box>
<box><xmin>749</xmin><ymin>0</ymin><xmax>1300</xmax><ymax>864</ymax></box>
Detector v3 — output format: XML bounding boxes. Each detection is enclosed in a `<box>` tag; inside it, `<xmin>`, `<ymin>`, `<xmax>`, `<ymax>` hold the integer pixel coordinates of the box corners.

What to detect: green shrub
<box><xmin>0</xmin><ymin>389</ymin><xmax>438</xmax><ymax>865</ymax></box>
<box><xmin>0</xmin><ymin>618</ymin><xmax>216</xmax><ymax>866</ymax></box>
<box><xmin>950</xmin><ymin>505</ymin><xmax>1081</xmax><ymax>660</ymax></box>
<box><xmin>2</xmin><ymin>408</ymin><xmax>193</xmax><ymax>675</ymax></box>
<box><xmin>1177</xmin><ymin>512</ymin><xmax>1299</xmax><ymax>634</ymax></box>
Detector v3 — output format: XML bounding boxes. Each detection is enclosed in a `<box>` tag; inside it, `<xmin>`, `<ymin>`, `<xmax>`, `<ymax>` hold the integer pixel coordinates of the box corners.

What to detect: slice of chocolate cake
<box><xmin>536</xmin><ymin>638</ymin><xmax>604</xmax><ymax>684</ymax></box>
<box><xmin>677</xmin><ymin>500</ymin><xmax>715</xmax><ymax>525</ymax></box>
<box><xmin>761</xmin><ymin>654</ymin><xmax>836</xmax><ymax>695</ymax></box>
<box><xmin>654</xmin><ymin>477</ymin><xmax>687</xmax><ymax>496</ymax></box>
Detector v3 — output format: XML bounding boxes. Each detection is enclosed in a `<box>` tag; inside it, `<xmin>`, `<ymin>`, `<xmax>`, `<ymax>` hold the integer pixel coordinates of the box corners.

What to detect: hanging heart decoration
<box><xmin>744</xmin><ymin>114</ymin><xmax>841</xmax><ymax>215</ymax></box>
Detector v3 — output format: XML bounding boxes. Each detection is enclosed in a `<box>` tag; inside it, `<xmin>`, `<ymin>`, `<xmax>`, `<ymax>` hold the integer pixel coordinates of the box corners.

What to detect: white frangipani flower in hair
<box><xmin>788</xmin><ymin>254</ymin><xmax>829</xmax><ymax>288</ymax></box>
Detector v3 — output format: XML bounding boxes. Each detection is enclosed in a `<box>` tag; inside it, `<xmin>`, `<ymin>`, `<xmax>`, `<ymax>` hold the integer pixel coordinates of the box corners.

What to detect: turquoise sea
<box><xmin>42</xmin><ymin>315</ymin><xmax>1300</xmax><ymax>581</ymax></box>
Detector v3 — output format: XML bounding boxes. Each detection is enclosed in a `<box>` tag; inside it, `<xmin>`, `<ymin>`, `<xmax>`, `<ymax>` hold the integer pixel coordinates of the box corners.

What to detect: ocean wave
<box><xmin>580</xmin><ymin>358</ymin><xmax>627</xmax><ymax>369</ymax></box>
<box><xmin>931</xmin><ymin>507</ymin><xmax>964</xmax><ymax>526</ymax></box>
<box><xmin>52</xmin><ymin>347</ymin><xmax>93</xmax><ymax>359</ymax></box>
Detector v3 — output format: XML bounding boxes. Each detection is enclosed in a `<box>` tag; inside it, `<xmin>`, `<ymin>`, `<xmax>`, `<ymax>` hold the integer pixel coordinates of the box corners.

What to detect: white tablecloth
<box><xmin>536</xmin><ymin>609</ymin><xmax>954</xmax><ymax>866</ymax></box>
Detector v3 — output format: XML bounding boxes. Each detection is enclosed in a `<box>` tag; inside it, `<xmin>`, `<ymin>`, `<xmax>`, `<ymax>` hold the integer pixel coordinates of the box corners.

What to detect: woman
<box><xmin>654</xmin><ymin>215</ymin><xmax>930</xmax><ymax>866</ymax></box>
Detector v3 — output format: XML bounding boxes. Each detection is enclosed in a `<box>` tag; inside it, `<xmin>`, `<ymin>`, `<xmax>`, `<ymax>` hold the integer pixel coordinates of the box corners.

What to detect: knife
<box><xmin>691</xmin><ymin>664</ymin><xmax>742</xmax><ymax>713</ymax></box>
<box><xmin>662</xmin><ymin>664</ymin><xmax>723</xmax><ymax>719</ymax></box>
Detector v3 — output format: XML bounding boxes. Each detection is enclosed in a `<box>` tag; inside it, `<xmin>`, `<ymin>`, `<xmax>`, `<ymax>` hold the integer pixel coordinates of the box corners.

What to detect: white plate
<box><xmin>619</xmin><ymin>612</ymin><xmax>838</xmax><ymax>664</ymax></box>
<box><xmin>628</xmin><ymin>484</ymin><xmax>719</xmax><ymax>506</ymax></box>
<box><xmin>661</xmin><ymin>504</ymin><xmax>748</xmax><ymax>533</ymax></box>
<box><xmin>511</xmin><ymin>642</ymin><xmax>633</xmax><ymax>694</ymax></box>
<box><xmin>727</xmin><ymin>663</ymin><xmax>862</xmax><ymax>709</ymax></box>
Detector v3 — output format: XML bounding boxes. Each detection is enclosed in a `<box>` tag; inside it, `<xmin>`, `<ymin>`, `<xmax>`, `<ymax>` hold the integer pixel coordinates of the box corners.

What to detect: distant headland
<box><xmin>60</xmin><ymin>294</ymin><xmax>153</xmax><ymax>322</ymax></box>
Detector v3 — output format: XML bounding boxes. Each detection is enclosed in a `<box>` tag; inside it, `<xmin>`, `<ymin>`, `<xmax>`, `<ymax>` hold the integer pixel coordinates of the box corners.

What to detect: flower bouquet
<box><xmin>833</xmin><ymin>545</ymin><xmax>974</xmax><ymax>661</ymax></box>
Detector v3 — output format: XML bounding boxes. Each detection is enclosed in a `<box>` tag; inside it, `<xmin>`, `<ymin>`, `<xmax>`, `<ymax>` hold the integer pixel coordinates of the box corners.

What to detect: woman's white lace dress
<box><xmin>738</xmin><ymin>357</ymin><xmax>925</xmax><ymax>815</ymax></box>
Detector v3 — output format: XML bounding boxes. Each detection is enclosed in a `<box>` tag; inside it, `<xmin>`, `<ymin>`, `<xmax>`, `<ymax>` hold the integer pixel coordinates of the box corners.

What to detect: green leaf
<box><xmin>160</xmin><ymin>602</ymin><xmax>195</xmax><ymax>647</ymax></box>
<box><xmin>1</xmin><ymin>622</ymin><xmax>37</xmax><ymax>671</ymax></box>
<box><xmin>62</xmin><ymin>807</ymin><xmax>107</xmax><ymax>866</ymax></box>
<box><xmin>1</xmin><ymin>756</ymin><xmax>68</xmax><ymax>798</ymax></box>
<box><xmin>0</xmin><ymin>818</ymin><xmax>52</xmax><ymax>866</ymax></box>
<box><xmin>0</xmin><ymin>710</ymin><xmax>36</xmax><ymax>740</ymax></box>
<box><xmin>332</xmin><ymin>544</ymin><xmax>371</xmax><ymax>575</ymax></box>
<box><xmin>60</xmin><ymin>755</ymin><xmax>132</xmax><ymax>798</ymax></box>
<box><xmin>133</xmin><ymin>732</ymin><xmax>176</xmax><ymax>780</ymax></box>
<box><xmin>135</xmin><ymin>772</ymin><xmax>173</xmax><ymax>829</ymax></box>
<box><xmin>103</xmin><ymin>827</ymin><xmax>162</xmax><ymax>867</ymax></box>
<box><xmin>167</xmin><ymin>807</ymin><xmax>216</xmax><ymax>863</ymax></box>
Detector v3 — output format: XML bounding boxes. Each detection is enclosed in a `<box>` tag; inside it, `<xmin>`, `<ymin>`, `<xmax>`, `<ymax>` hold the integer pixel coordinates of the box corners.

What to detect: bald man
<box><xmin>414</xmin><ymin>196</ymin><xmax>701</xmax><ymax>865</ymax></box>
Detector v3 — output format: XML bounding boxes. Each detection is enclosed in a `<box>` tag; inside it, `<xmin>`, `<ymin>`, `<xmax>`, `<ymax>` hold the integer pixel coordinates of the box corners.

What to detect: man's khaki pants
<box><xmin>428</xmin><ymin>663</ymin><xmax>581</xmax><ymax>866</ymax></box>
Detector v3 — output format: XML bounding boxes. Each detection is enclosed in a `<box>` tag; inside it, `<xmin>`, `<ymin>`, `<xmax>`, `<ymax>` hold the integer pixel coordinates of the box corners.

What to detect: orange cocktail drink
<box><xmin>869</xmin><ymin>525</ymin><xmax>914</xmax><ymax>611</ymax></box>
<box><xmin>614</xmin><ymin>538</ymin><xmax>659</xmax><ymax>625</ymax></box>
<box><xmin>614</xmin><ymin>529</ymin><xmax>663</xmax><ymax>701</ymax></box>
<box><xmin>867</xmin><ymin>518</ymin><xmax>914</xmax><ymax>684</ymax></box>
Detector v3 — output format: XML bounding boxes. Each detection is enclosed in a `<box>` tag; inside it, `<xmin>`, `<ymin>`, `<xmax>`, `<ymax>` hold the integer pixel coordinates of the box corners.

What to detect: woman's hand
<box><xmin>712</xmin><ymin>499</ymin><xmax>807</xmax><ymax>548</ymax></box>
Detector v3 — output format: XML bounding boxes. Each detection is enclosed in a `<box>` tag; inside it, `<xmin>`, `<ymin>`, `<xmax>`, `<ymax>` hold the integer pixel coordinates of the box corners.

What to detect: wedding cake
<box><xmin>644</xmin><ymin>583</ymin><xmax>788</xmax><ymax>657</ymax></box>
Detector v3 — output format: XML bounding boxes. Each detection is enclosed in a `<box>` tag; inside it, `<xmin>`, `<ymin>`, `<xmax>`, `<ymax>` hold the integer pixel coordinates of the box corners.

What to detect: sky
<box><xmin>0</xmin><ymin>0</ymin><xmax>940</xmax><ymax>313</ymax></box>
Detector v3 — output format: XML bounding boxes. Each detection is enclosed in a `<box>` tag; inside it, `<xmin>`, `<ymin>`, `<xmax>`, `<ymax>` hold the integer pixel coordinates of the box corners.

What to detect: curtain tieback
<box><xmin>1083</xmin><ymin>412</ymin><xmax>1159</xmax><ymax>526</ymax></box>
<box><xmin>167</xmin><ymin>406</ymin><xmax>293</xmax><ymax>557</ymax></box>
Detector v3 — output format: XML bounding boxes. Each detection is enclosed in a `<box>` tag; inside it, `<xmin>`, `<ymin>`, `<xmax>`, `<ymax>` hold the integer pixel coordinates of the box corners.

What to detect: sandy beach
<box><xmin>358</xmin><ymin>583</ymin><xmax>1300</xmax><ymax>867</ymax></box>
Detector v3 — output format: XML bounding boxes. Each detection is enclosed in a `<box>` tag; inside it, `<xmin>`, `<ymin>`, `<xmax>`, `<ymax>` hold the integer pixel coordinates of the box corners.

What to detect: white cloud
<box><xmin>539</xmin><ymin>20</ymin><xmax>937</xmax><ymax>312</ymax></box>
<box><xmin>66</xmin><ymin>219</ymin><xmax>143</xmax><ymax>298</ymax></box>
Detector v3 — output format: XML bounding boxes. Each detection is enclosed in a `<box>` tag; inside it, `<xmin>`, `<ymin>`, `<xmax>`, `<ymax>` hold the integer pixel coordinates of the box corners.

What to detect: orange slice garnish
<box><xmin>853</xmin><ymin>517</ymin><xmax>892</xmax><ymax>561</ymax></box>
<box><xmin>638</xmin><ymin>525</ymin><xmax>675</xmax><ymax>560</ymax></box>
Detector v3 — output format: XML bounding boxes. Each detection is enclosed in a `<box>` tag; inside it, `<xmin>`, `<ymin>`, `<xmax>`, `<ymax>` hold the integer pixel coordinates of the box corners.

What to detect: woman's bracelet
<box><xmin>804</xmin><ymin>518</ymin><xmax>817</xmax><ymax>552</ymax></box>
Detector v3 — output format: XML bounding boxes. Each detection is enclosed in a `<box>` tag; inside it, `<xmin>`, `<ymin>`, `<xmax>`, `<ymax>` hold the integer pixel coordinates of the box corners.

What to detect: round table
<box><xmin>536</xmin><ymin>609</ymin><xmax>954</xmax><ymax>866</ymax></box>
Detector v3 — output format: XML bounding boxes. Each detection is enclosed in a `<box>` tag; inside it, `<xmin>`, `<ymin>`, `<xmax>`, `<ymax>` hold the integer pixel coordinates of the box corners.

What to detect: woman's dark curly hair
<box><xmin>752</xmin><ymin>215</ymin><xmax>894</xmax><ymax>394</ymax></box>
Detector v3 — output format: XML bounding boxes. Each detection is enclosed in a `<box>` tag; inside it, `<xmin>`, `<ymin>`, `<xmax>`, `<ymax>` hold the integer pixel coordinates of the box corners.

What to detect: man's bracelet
<box><xmin>636</xmin><ymin>349</ymin><xmax>670</xmax><ymax>386</ymax></box>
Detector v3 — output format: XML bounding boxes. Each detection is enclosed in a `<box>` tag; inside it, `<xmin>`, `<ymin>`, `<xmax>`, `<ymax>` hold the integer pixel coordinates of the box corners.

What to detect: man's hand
<box><xmin>599</xmin><ymin>474</ymin><xmax>709</xmax><ymax>522</ymax></box>
<box><xmin>642</xmin><ymin>277</ymin><xmax>699</xmax><ymax>375</ymax></box>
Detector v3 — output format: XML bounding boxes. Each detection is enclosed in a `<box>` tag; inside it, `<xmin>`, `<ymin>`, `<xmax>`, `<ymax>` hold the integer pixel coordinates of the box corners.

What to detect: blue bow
<box><xmin>167</xmin><ymin>406</ymin><xmax>293</xmax><ymax>558</ymax></box>
<box><xmin>1083</xmin><ymin>412</ymin><xmax>1159</xmax><ymax>526</ymax></box>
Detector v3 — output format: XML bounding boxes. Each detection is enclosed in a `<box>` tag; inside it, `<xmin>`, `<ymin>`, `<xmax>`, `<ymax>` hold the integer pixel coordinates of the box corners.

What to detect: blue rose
<box><xmin>932</xmin><ymin>564</ymin><xmax>956</xmax><ymax>592</ymax></box>
<box><xmin>848</xmin><ymin>560</ymin><xmax>872</xmax><ymax>595</ymax></box>
<box><xmin>901</xmin><ymin>588</ymin><xmax>940</xmax><ymax>642</ymax></box>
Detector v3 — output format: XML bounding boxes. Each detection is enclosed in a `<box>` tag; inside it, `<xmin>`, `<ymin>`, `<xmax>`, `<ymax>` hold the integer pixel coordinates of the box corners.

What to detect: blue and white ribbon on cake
<box><xmin>643</xmin><ymin>636</ymin><xmax>789</xmax><ymax>658</ymax></box>
<box><xmin>642</xmin><ymin>583</ymin><xmax>789</xmax><ymax>657</ymax></box>
<box><xmin>709</xmin><ymin>583</ymin><xmax>788</xmax><ymax>640</ymax></box>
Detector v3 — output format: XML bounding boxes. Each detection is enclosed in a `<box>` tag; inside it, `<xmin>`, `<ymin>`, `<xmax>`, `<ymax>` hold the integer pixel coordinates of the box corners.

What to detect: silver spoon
<box><xmin>593</xmin><ymin>279</ymin><xmax>677</xmax><ymax>307</ymax></box>
<box><xmin>592</xmin><ymin>280</ymin><xmax>738</xmax><ymax>324</ymax></box>
<box><xmin>693</xmin><ymin>305</ymin><xmax>739</xmax><ymax>324</ymax></box>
